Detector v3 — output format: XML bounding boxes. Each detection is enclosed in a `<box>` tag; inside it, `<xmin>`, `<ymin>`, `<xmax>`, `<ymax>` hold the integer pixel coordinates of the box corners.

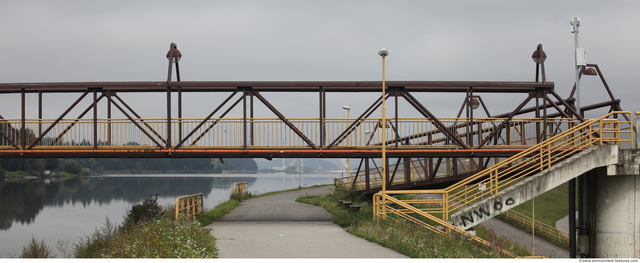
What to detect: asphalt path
<box><xmin>207</xmin><ymin>186</ymin><xmax>568</xmax><ymax>258</ymax></box>
<box><xmin>207</xmin><ymin>186</ymin><xmax>407</xmax><ymax>258</ymax></box>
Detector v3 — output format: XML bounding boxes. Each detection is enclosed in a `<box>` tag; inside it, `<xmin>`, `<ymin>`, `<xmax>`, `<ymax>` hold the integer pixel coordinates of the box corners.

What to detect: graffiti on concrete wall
<box><xmin>455</xmin><ymin>197</ymin><xmax>515</xmax><ymax>228</ymax></box>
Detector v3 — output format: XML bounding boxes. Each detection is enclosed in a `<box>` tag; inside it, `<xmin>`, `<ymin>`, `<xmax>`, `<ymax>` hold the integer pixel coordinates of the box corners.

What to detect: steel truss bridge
<box><xmin>0</xmin><ymin>45</ymin><xmax>627</xmax><ymax>194</ymax></box>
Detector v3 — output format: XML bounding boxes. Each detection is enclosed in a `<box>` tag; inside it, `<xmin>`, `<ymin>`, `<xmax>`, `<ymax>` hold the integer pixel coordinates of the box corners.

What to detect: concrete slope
<box><xmin>451</xmin><ymin>144</ymin><xmax>619</xmax><ymax>230</ymax></box>
<box><xmin>208</xmin><ymin>186</ymin><xmax>406</xmax><ymax>258</ymax></box>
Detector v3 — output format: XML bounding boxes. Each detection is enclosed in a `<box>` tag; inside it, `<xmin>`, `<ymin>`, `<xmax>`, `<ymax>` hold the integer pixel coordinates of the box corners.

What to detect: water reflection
<box><xmin>0</xmin><ymin>176</ymin><xmax>260</xmax><ymax>231</ymax></box>
<box><xmin>0</xmin><ymin>174</ymin><xmax>335</xmax><ymax>257</ymax></box>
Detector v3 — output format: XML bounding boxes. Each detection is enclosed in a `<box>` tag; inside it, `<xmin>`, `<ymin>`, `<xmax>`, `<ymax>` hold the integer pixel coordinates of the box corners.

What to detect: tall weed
<box><xmin>20</xmin><ymin>236</ymin><xmax>55</xmax><ymax>258</ymax></box>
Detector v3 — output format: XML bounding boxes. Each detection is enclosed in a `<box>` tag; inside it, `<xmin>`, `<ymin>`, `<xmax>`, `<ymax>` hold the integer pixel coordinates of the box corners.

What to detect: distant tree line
<box><xmin>0</xmin><ymin>158</ymin><xmax>258</xmax><ymax>177</ymax></box>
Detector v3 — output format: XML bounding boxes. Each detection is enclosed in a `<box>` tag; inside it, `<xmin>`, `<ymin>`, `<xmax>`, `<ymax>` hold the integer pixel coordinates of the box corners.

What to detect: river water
<box><xmin>0</xmin><ymin>173</ymin><xmax>338</xmax><ymax>257</ymax></box>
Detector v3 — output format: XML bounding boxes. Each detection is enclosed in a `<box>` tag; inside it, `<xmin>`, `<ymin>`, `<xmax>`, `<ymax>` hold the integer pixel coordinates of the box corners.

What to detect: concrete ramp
<box><xmin>451</xmin><ymin>144</ymin><xmax>619</xmax><ymax>230</ymax></box>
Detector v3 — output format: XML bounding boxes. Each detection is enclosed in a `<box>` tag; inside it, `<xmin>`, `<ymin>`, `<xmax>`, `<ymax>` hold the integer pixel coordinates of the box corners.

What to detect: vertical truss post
<box><xmin>178</xmin><ymin>87</ymin><xmax>182</xmax><ymax>142</ymax></box>
<box><xmin>243</xmin><ymin>88</ymin><xmax>247</xmax><ymax>150</ymax></box>
<box><xmin>469</xmin><ymin>88</ymin><xmax>474</xmax><ymax>148</ymax></box>
<box><xmin>250</xmin><ymin>93</ymin><xmax>254</xmax><ymax>146</ymax></box>
<box><xmin>167</xmin><ymin>86</ymin><xmax>172</xmax><ymax>149</ymax></box>
<box><xmin>107</xmin><ymin>91</ymin><xmax>112</xmax><ymax>146</ymax></box>
<box><xmin>319</xmin><ymin>87</ymin><xmax>324</xmax><ymax>148</ymax></box>
<box><xmin>404</xmin><ymin>157</ymin><xmax>410</xmax><ymax>184</ymax></box>
<box><xmin>395</xmin><ymin>88</ymin><xmax>399</xmax><ymax>148</ymax></box>
<box><xmin>38</xmin><ymin>91</ymin><xmax>42</xmax><ymax>146</ymax></box>
<box><xmin>93</xmin><ymin>88</ymin><xmax>98</xmax><ymax>149</ymax></box>
<box><xmin>543</xmin><ymin>89</ymin><xmax>548</xmax><ymax>140</ymax></box>
<box><xmin>365</xmin><ymin>158</ymin><xmax>370</xmax><ymax>191</ymax></box>
<box><xmin>21</xmin><ymin>88</ymin><xmax>25</xmax><ymax>149</ymax></box>
<box><xmin>535</xmin><ymin>92</ymin><xmax>541</xmax><ymax>144</ymax></box>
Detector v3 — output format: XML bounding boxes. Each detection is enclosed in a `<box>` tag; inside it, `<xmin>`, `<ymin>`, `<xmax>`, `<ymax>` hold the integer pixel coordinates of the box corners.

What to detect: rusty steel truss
<box><xmin>0</xmin><ymin>44</ymin><xmax>627</xmax><ymax>192</ymax></box>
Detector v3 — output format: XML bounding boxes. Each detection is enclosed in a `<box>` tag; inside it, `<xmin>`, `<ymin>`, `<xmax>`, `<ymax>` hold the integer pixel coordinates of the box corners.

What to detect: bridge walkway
<box><xmin>208</xmin><ymin>186</ymin><xmax>405</xmax><ymax>258</ymax></box>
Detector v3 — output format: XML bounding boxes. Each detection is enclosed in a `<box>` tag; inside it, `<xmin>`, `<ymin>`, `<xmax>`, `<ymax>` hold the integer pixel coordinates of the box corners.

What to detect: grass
<box><xmin>506</xmin><ymin>181</ymin><xmax>572</xmax><ymax>226</ymax></box>
<box><xmin>20</xmin><ymin>236</ymin><xmax>55</xmax><ymax>258</ymax></box>
<box><xmin>494</xmin><ymin>181</ymin><xmax>573</xmax><ymax>249</ymax></box>
<box><xmin>73</xmin><ymin>207</ymin><xmax>217</xmax><ymax>258</ymax></box>
<box><xmin>93</xmin><ymin>216</ymin><xmax>217</xmax><ymax>258</ymax></box>
<box><xmin>198</xmin><ymin>199</ymin><xmax>241</xmax><ymax>226</ymax></box>
<box><xmin>296</xmin><ymin>190</ymin><xmax>530</xmax><ymax>258</ymax></box>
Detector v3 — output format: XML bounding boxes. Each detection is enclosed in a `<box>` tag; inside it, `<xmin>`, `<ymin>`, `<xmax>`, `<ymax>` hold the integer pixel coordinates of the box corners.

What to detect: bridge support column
<box><xmin>585</xmin><ymin>165</ymin><xmax>640</xmax><ymax>258</ymax></box>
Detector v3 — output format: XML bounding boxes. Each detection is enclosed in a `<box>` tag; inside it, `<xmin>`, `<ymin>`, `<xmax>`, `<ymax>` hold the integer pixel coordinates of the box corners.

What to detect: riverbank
<box><xmin>1</xmin><ymin>174</ymin><xmax>338</xmax><ymax>258</ymax></box>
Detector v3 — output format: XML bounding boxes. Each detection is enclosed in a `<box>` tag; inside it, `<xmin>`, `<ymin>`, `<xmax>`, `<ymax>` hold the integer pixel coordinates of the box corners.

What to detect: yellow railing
<box><xmin>373</xmin><ymin>112</ymin><xmax>632</xmax><ymax>256</ymax></box>
<box><xmin>0</xmin><ymin>117</ymin><xmax>584</xmax><ymax>149</ymax></box>
<box><xmin>233</xmin><ymin>182</ymin><xmax>249</xmax><ymax>196</ymax></box>
<box><xmin>373</xmin><ymin>194</ymin><xmax>515</xmax><ymax>257</ymax></box>
<box><xmin>175</xmin><ymin>193</ymin><xmax>204</xmax><ymax>220</ymax></box>
<box><xmin>498</xmin><ymin>210</ymin><xmax>569</xmax><ymax>247</ymax></box>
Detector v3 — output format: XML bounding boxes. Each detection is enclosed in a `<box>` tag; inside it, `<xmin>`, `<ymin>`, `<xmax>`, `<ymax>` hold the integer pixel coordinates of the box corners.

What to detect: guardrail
<box><xmin>175</xmin><ymin>193</ymin><xmax>204</xmax><ymax>220</ymax></box>
<box><xmin>233</xmin><ymin>182</ymin><xmax>249</xmax><ymax>196</ymax></box>
<box><xmin>0</xmin><ymin>117</ymin><xmax>583</xmax><ymax>149</ymax></box>
<box><xmin>498</xmin><ymin>210</ymin><xmax>569</xmax><ymax>248</ymax></box>
<box><xmin>373</xmin><ymin>112</ymin><xmax>632</xmax><ymax>256</ymax></box>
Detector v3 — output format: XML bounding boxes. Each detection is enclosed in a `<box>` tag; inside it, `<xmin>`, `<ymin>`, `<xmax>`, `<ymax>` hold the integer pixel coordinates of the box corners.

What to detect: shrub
<box><xmin>63</xmin><ymin>160</ymin><xmax>82</xmax><ymax>174</ymax></box>
<box><xmin>74</xmin><ymin>208</ymin><xmax>217</xmax><ymax>258</ymax></box>
<box><xmin>73</xmin><ymin>217</ymin><xmax>118</xmax><ymax>258</ymax></box>
<box><xmin>123</xmin><ymin>194</ymin><xmax>163</xmax><ymax>230</ymax></box>
<box><xmin>20</xmin><ymin>236</ymin><xmax>55</xmax><ymax>258</ymax></box>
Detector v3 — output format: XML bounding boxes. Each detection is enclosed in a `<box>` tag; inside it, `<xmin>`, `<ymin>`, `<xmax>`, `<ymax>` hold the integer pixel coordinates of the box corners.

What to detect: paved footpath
<box><xmin>207</xmin><ymin>186</ymin><xmax>406</xmax><ymax>258</ymax></box>
<box><xmin>480</xmin><ymin>218</ymin><xmax>569</xmax><ymax>258</ymax></box>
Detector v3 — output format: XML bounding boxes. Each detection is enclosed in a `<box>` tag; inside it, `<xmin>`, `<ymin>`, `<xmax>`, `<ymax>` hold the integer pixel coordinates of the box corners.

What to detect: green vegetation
<box><xmin>495</xmin><ymin>181</ymin><xmax>573</xmax><ymax>249</ymax></box>
<box><xmin>0</xmin><ymin>157</ymin><xmax>259</xmax><ymax>177</ymax></box>
<box><xmin>505</xmin><ymin>181</ymin><xmax>572</xmax><ymax>226</ymax></box>
<box><xmin>20</xmin><ymin>236</ymin><xmax>55</xmax><ymax>258</ymax></box>
<box><xmin>198</xmin><ymin>199</ymin><xmax>241</xmax><ymax>226</ymax></box>
<box><xmin>122</xmin><ymin>194</ymin><xmax>163</xmax><ymax>231</ymax></box>
<box><xmin>72</xmin><ymin>195</ymin><xmax>217</xmax><ymax>258</ymax></box>
<box><xmin>296</xmin><ymin>190</ymin><xmax>530</xmax><ymax>258</ymax></box>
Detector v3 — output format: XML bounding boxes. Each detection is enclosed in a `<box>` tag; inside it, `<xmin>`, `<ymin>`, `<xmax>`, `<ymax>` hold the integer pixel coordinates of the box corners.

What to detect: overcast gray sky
<box><xmin>1</xmin><ymin>0</ymin><xmax>638</xmax><ymax>121</ymax></box>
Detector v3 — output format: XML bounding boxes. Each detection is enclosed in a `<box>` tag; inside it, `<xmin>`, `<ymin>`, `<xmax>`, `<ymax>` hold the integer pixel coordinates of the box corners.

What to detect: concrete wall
<box><xmin>450</xmin><ymin>145</ymin><xmax>619</xmax><ymax>230</ymax></box>
<box><xmin>595</xmin><ymin>153</ymin><xmax>640</xmax><ymax>258</ymax></box>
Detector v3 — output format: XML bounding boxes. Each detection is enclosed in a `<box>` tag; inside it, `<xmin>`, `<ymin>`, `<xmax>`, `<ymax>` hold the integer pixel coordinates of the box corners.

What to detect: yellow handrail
<box><xmin>373</xmin><ymin>112</ymin><xmax>632</xmax><ymax>256</ymax></box>
<box><xmin>499</xmin><ymin>210</ymin><xmax>569</xmax><ymax>247</ymax></box>
<box><xmin>233</xmin><ymin>182</ymin><xmax>249</xmax><ymax>196</ymax></box>
<box><xmin>175</xmin><ymin>193</ymin><xmax>204</xmax><ymax>220</ymax></box>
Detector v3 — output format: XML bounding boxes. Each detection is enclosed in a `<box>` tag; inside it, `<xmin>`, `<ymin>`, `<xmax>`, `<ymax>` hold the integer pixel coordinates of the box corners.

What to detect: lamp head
<box><xmin>584</xmin><ymin>67</ymin><xmax>597</xmax><ymax>76</ymax></box>
<box><xmin>378</xmin><ymin>49</ymin><xmax>388</xmax><ymax>57</ymax></box>
<box><xmin>342</xmin><ymin>105</ymin><xmax>351</xmax><ymax>110</ymax></box>
<box><xmin>531</xmin><ymin>49</ymin><xmax>547</xmax><ymax>64</ymax></box>
<box><xmin>570</xmin><ymin>16</ymin><xmax>581</xmax><ymax>27</ymax></box>
<box><xmin>166</xmin><ymin>43</ymin><xmax>182</xmax><ymax>63</ymax></box>
<box><xmin>470</xmin><ymin>98</ymin><xmax>480</xmax><ymax>110</ymax></box>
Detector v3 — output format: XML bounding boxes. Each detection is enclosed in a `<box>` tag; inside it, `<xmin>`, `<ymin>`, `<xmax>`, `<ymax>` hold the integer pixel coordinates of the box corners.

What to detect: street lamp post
<box><xmin>570</xmin><ymin>16</ymin><xmax>582</xmax><ymax>258</ymax></box>
<box><xmin>379</xmin><ymin>48</ymin><xmax>388</xmax><ymax>217</ymax></box>
<box><xmin>343</xmin><ymin>105</ymin><xmax>351</xmax><ymax>176</ymax></box>
<box><xmin>571</xmin><ymin>16</ymin><xmax>582</xmax><ymax>118</ymax></box>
